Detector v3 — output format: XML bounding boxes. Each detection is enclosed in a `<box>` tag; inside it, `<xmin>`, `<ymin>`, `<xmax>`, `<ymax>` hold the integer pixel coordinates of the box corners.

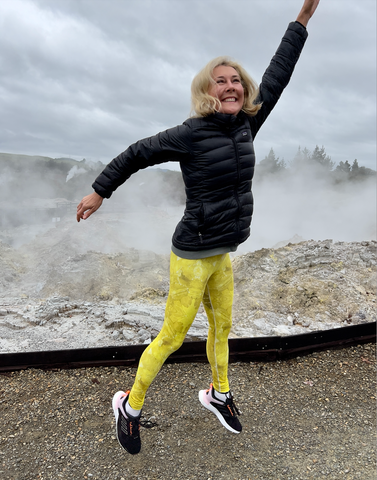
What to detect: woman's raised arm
<box><xmin>296</xmin><ymin>0</ymin><xmax>320</xmax><ymax>27</ymax></box>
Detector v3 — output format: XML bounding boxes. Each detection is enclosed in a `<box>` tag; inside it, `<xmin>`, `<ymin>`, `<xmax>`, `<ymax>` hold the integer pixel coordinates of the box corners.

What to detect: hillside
<box><xmin>0</xmin><ymin>152</ymin><xmax>185</xmax><ymax>228</ymax></box>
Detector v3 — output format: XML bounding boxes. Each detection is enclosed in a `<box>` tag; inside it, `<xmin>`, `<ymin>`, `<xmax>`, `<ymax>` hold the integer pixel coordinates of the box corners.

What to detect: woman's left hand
<box><xmin>296</xmin><ymin>0</ymin><xmax>320</xmax><ymax>27</ymax></box>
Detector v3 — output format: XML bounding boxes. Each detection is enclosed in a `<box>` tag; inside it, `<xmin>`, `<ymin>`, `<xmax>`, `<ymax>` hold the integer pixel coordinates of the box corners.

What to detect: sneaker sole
<box><xmin>198</xmin><ymin>390</ymin><xmax>241</xmax><ymax>434</ymax></box>
<box><xmin>112</xmin><ymin>391</ymin><xmax>126</xmax><ymax>449</ymax></box>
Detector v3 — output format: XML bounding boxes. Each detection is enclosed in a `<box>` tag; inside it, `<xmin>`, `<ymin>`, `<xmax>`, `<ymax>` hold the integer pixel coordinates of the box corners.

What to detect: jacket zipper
<box><xmin>198</xmin><ymin>204</ymin><xmax>204</xmax><ymax>243</ymax></box>
<box><xmin>231</xmin><ymin>136</ymin><xmax>241</xmax><ymax>240</ymax></box>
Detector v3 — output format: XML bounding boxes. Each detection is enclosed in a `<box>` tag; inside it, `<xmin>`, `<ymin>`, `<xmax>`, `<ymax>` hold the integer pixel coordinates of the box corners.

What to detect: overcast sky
<box><xmin>0</xmin><ymin>0</ymin><xmax>376</xmax><ymax>170</ymax></box>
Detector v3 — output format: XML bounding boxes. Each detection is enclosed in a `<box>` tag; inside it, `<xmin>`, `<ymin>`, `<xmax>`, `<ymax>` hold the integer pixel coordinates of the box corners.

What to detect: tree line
<box><xmin>256</xmin><ymin>146</ymin><xmax>375</xmax><ymax>183</ymax></box>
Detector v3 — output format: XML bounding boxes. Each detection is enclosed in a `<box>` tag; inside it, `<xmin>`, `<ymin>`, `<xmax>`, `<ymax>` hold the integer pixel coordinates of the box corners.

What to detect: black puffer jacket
<box><xmin>92</xmin><ymin>21</ymin><xmax>308</xmax><ymax>252</ymax></box>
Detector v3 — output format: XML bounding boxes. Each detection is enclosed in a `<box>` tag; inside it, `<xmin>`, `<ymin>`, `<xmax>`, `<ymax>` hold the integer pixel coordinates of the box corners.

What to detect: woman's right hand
<box><xmin>76</xmin><ymin>192</ymin><xmax>103</xmax><ymax>222</ymax></box>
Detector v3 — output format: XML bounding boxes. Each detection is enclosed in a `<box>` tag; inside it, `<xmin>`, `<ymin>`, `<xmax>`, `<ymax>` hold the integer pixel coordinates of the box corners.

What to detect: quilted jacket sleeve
<box><xmin>249</xmin><ymin>21</ymin><xmax>308</xmax><ymax>138</ymax></box>
<box><xmin>92</xmin><ymin>124</ymin><xmax>192</xmax><ymax>198</ymax></box>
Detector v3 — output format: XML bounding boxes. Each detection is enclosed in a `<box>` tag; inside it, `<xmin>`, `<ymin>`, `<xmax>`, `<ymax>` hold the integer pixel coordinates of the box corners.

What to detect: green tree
<box><xmin>335</xmin><ymin>160</ymin><xmax>351</xmax><ymax>173</ymax></box>
<box><xmin>351</xmin><ymin>159</ymin><xmax>359</xmax><ymax>173</ymax></box>
<box><xmin>290</xmin><ymin>146</ymin><xmax>311</xmax><ymax>170</ymax></box>
<box><xmin>310</xmin><ymin>145</ymin><xmax>334</xmax><ymax>170</ymax></box>
<box><xmin>333</xmin><ymin>160</ymin><xmax>351</xmax><ymax>183</ymax></box>
<box><xmin>258</xmin><ymin>148</ymin><xmax>286</xmax><ymax>175</ymax></box>
<box><xmin>349</xmin><ymin>159</ymin><xmax>375</xmax><ymax>180</ymax></box>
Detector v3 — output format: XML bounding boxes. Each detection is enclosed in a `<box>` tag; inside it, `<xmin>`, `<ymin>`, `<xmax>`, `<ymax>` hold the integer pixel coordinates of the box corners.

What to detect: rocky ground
<box><xmin>0</xmin><ymin>343</ymin><xmax>376</xmax><ymax>480</ymax></box>
<box><xmin>0</xmin><ymin>217</ymin><xmax>375</xmax><ymax>353</ymax></box>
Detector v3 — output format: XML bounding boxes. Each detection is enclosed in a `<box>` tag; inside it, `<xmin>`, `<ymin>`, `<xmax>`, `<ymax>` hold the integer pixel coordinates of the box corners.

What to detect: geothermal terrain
<box><xmin>0</xmin><ymin>153</ymin><xmax>376</xmax><ymax>354</ymax></box>
<box><xmin>0</xmin><ymin>214</ymin><xmax>375</xmax><ymax>354</ymax></box>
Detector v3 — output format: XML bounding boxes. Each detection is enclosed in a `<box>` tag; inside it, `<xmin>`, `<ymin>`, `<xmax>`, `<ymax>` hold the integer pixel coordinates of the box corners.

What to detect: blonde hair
<box><xmin>190</xmin><ymin>56</ymin><xmax>262</xmax><ymax>117</ymax></box>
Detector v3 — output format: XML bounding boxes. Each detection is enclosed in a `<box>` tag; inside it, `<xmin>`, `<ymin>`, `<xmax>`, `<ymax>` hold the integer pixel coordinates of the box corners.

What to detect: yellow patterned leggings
<box><xmin>128</xmin><ymin>252</ymin><xmax>234</xmax><ymax>410</ymax></box>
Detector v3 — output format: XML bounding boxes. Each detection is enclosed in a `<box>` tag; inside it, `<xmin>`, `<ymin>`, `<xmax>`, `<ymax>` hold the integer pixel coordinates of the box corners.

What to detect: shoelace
<box><xmin>226</xmin><ymin>395</ymin><xmax>241</xmax><ymax>416</ymax></box>
<box><xmin>210</xmin><ymin>388</ymin><xmax>242</xmax><ymax>417</ymax></box>
<box><xmin>121</xmin><ymin>393</ymin><xmax>156</xmax><ymax>429</ymax></box>
<box><xmin>123</xmin><ymin>415</ymin><xmax>156</xmax><ymax>433</ymax></box>
<box><xmin>225</xmin><ymin>397</ymin><xmax>241</xmax><ymax>416</ymax></box>
<box><xmin>140</xmin><ymin>418</ymin><xmax>157</xmax><ymax>429</ymax></box>
<box><xmin>211</xmin><ymin>385</ymin><xmax>241</xmax><ymax>416</ymax></box>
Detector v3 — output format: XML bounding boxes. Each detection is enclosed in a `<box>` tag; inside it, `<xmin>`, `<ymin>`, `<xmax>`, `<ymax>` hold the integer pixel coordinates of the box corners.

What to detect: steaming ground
<box><xmin>98</xmin><ymin>172</ymin><xmax>377</xmax><ymax>254</ymax></box>
<box><xmin>0</xmin><ymin>213</ymin><xmax>375</xmax><ymax>354</ymax></box>
<box><xmin>0</xmin><ymin>156</ymin><xmax>376</xmax><ymax>353</ymax></box>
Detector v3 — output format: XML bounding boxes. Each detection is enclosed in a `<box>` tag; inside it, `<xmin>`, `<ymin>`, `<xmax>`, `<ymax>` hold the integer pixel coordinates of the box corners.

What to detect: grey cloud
<box><xmin>0</xmin><ymin>0</ymin><xmax>375</xmax><ymax>168</ymax></box>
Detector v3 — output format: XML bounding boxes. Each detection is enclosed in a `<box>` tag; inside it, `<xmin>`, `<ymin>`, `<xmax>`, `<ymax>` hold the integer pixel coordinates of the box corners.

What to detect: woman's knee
<box><xmin>156</xmin><ymin>331</ymin><xmax>186</xmax><ymax>354</ymax></box>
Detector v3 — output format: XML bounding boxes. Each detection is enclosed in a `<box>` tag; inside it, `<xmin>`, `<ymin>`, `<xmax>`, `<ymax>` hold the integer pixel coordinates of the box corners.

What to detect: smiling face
<box><xmin>208</xmin><ymin>65</ymin><xmax>245</xmax><ymax>116</ymax></box>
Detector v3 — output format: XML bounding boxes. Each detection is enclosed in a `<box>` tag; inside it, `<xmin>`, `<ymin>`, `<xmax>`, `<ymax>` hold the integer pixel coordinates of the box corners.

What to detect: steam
<box><xmin>66</xmin><ymin>159</ymin><xmax>103</xmax><ymax>182</ymax></box>
<box><xmin>0</xmin><ymin>152</ymin><xmax>375</xmax><ymax>255</ymax></box>
<box><xmin>0</xmin><ymin>171</ymin><xmax>14</xmax><ymax>187</ymax></box>
<box><xmin>239</xmin><ymin>172</ymin><xmax>376</xmax><ymax>254</ymax></box>
<box><xmin>66</xmin><ymin>165</ymin><xmax>87</xmax><ymax>182</ymax></box>
<box><xmin>81</xmin><ymin>166</ymin><xmax>376</xmax><ymax>256</ymax></box>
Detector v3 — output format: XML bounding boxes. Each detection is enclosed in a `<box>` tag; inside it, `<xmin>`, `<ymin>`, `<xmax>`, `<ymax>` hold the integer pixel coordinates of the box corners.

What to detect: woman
<box><xmin>77</xmin><ymin>0</ymin><xmax>320</xmax><ymax>455</ymax></box>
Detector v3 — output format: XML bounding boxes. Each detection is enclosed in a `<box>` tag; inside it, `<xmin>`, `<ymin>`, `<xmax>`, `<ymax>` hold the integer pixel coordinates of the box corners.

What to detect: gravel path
<box><xmin>1</xmin><ymin>343</ymin><xmax>376</xmax><ymax>480</ymax></box>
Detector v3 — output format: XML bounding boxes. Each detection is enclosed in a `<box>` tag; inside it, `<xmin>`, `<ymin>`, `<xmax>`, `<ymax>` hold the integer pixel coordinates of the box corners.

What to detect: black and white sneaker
<box><xmin>112</xmin><ymin>390</ymin><xmax>141</xmax><ymax>454</ymax></box>
<box><xmin>199</xmin><ymin>383</ymin><xmax>242</xmax><ymax>434</ymax></box>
